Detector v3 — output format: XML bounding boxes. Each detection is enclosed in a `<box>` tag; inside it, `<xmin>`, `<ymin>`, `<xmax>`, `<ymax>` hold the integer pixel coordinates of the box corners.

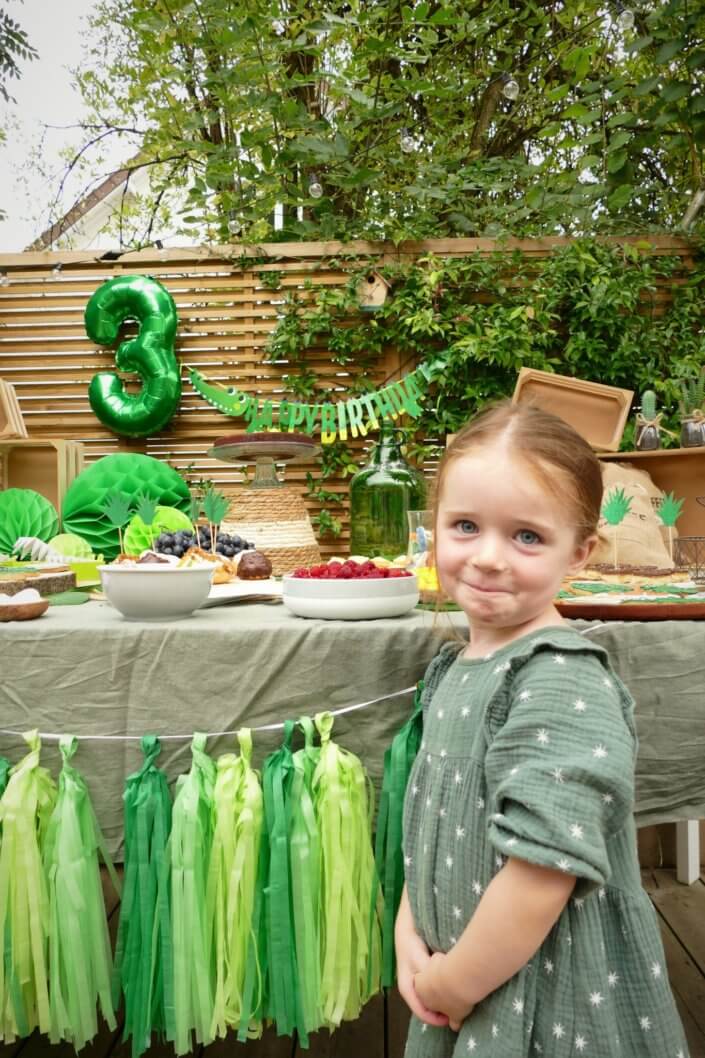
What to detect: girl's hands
<box><xmin>395</xmin><ymin>918</ymin><xmax>449</xmax><ymax>1027</ymax></box>
<box><xmin>414</xmin><ymin>952</ymin><xmax>475</xmax><ymax>1031</ymax></box>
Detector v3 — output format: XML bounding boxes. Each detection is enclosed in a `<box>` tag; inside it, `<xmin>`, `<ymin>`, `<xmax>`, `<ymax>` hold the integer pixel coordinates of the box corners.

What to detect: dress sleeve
<box><xmin>419</xmin><ymin>641</ymin><xmax>463</xmax><ymax>717</ymax></box>
<box><xmin>484</xmin><ymin>646</ymin><xmax>636</xmax><ymax>893</ymax></box>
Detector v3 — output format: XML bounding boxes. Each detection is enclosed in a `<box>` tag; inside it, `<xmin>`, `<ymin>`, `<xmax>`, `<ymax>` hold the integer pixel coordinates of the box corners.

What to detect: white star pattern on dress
<box><xmin>461</xmin><ymin>705</ymin><xmax>471</xmax><ymax>717</ymax></box>
<box><xmin>573</xmin><ymin>698</ymin><xmax>587</xmax><ymax>712</ymax></box>
<box><xmin>602</xmin><ymin>792</ymin><xmax>614</xmax><ymax>805</ymax></box>
<box><xmin>477</xmin><ymin>796</ymin><xmax>485</xmax><ymax>809</ymax></box>
<box><xmin>519</xmin><ymin>689</ymin><xmax>532</xmax><ymax>701</ymax></box>
<box><xmin>439</xmin><ymin>807</ymin><xmax>447</xmax><ymax>818</ymax></box>
<box><xmin>439</xmin><ymin>749</ymin><xmax>447</xmax><ymax>759</ymax></box>
<box><xmin>437</xmin><ymin>709</ymin><xmax>444</xmax><ymax>719</ymax></box>
<box><xmin>466</xmin><ymin>1036</ymin><xmax>476</xmax><ymax>1052</ymax></box>
<box><xmin>651</xmin><ymin>961</ymin><xmax>662</xmax><ymax>979</ymax></box>
<box><xmin>495</xmin><ymin>854</ymin><xmax>504</xmax><ymax>869</ymax></box>
<box><xmin>461</xmin><ymin>672</ymin><xmax>470</xmax><ymax>683</ymax></box>
<box><xmin>510</xmin><ymin>766</ymin><xmax>520</xmax><ymax>775</ymax></box>
<box><xmin>640</xmin><ymin>1016</ymin><xmax>651</xmax><ymax>1031</ymax></box>
<box><xmin>573</xmin><ymin>897</ymin><xmax>585</xmax><ymax>910</ymax></box>
<box><xmin>455</xmin><ymin>825</ymin><xmax>466</xmax><ymax>839</ymax></box>
<box><xmin>411</xmin><ymin>784</ymin><xmax>419</xmax><ymax>796</ymax></box>
<box><xmin>404</xmin><ymin>855</ymin><xmax>412</xmax><ymax>867</ymax></box>
<box><xmin>589</xmin><ymin>991</ymin><xmax>604</xmax><ymax>1007</ymax></box>
<box><xmin>433</xmin><ymin>884</ymin><xmax>439</xmax><ymax>895</ymax></box>
<box><xmin>491</xmin><ymin>1023</ymin><xmax>499</xmax><ymax>1038</ymax></box>
<box><xmin>552</xmin><ymin>1023</ymin><xmax>565</xmax><ymax>1039</ymax></box>
<box><xmin>570</xmin><ymin>822</ymin><xmax>584</xmax><ymax>840</ymax></box>
<box><xmin>533</xmin><ymin>1043</ymin><xmax>543</xmax><ymax>1054</ymax></box>
<box><xmin>505</xmin><ymin>837</ymin><xmax>518</xmax><ymax>848</ymax></box>
<box><xmin>677</xmin><ymin>1050</ymin><xmax>686</xmax><ymax>1058</ymax></box>
<box><xmin>536</xmin><ymin>728</ymin><xmax>550</xmax><ymax>745</ymax></box>
<box><xmin>452</xmin><ymin>905</ymin><xmax>462</xmax><ymax>919</ymax></box>
<box><xmin>603</xmin><ymin>676</ymin><xmax>612</xmax><ymax>687</ymax></box>
<box><xmin>608</xmin><ymin>971</ymin><xmax>619</xmax><ymax>987</ymax></box>
<box><xmin>575</xmin><ymin>1034</ymin><xmax>587</xmax><ymax>1052</ymax></box>
<box><xmin>544</xmin><ymin>959</ymin><xmax>554</xmax><ymax>974</ymax></box>
<box><xmin>598</xmin><ymin>887</ymin><xmax>606</xmax><ymax>900</ymax></box>
<box><xmin>426</xmin><ymin>796</ymin><xmax>432</xmax><ymax>807</ymax></box>
<box><xmin>449</xmin><ymin>935</ymin><xmax>457</xmax><ymax>945</ymax></box>
<box><xmin>454</xmin><ymin>770</ymin><xmax>463</xmax><ymax>784</ymax></box>
<box><xmin>423</xmin><ymin>844</ymin><xmax>428</xmax><ymax>854</ymax></box>
<box><xmin>512</xmin><ymin>998</ymin><xmax>524</xmax><ymax>1015</ymax></box>
<box><xmin>445</xmin><ymin>855</ymin><xmax>454</xmax><ymax>868</ymax></box>
<box><xmin>472</xmin><ymin>880</ymin><xmax>483</xmax><ymax>896</ymax></box>
<box><xmin>493</xmin><ymin>661</ymin><xmax>511</xmax><ymax>674</ymax></box>
<box><xmin>426</xmin><ymin>754</ymin><xmax>432</xmax><ymax>764</ymax></box>
<box><xmin>552</xmin><ymin>767</ymin><xmax>565</xmax><ymax>784</ymax></box>
<box><xmin>556</xmin><ymin>857</ymin><xmax>571</xmax><ymax>872</ymax></box>
<box><xmin>553</xmin><ymin>653</ymin><xmax>566</xmax><ymax>665</ymax></box>
<box><xmin>592</xmin><ymin>744</ymin><xmax>608</xmax><ymax>759</ymax></box>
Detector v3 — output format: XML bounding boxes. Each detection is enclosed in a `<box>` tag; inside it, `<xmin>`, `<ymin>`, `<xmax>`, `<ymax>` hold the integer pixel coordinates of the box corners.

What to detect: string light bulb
<box><xmin>227</xmin><ymin>212</ymin><xmax>242</xmax><ymax>235</ymax></box>
<box><xmin>308</xmin><ymin>174</ymin><xmax>324</xmax><ymax>199</ymax></box>
<box><xmin>616</xmin><ymin>5</ymin><xmax>635</xmax><ymax>30</ymax></box>
<box><xmin>51</xmin><ymin>262</ymin><xmax>63</xmax><ymax>276</ymax></box>
<box><xmin>400</xmin><ymin>128</ymin><xmax>416</xmax><ymax>153</ymax></box>
<box><xmin>501</xmin><ymin>74</ymin><xmax>520</xmax><ymax>101</ymax></box>
<box><xmin>0</xmin><ymin>272</ymin><xmax>9</xmax><ymax>287</ymax></box>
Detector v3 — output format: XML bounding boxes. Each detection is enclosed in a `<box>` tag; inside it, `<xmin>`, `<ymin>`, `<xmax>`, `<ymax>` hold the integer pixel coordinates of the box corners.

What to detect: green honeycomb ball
<box><xmin>124</xmin><ymin>505</ymin><xmax>193</xmax><ymax>555</ymax></box>
<box><xmin>61</xmin><ymin>454</ymin><xmax>191</xmax><ymax>559</ymax></box>
<box><xmin>0</xmin><ymin>489</ymin><xmax>59</xmax><ymax>554</ymax></box>
<box><xmin>47</xmin><ymin>533</ymin><xmax>94</xmax><ymax>559</ymax></box>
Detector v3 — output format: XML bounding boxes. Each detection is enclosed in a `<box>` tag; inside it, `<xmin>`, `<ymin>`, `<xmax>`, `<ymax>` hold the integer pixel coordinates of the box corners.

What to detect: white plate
<box><xmin>202</xmin><ymin>579</ymin><xmax>283</xmax><ymax>608</ymax></box>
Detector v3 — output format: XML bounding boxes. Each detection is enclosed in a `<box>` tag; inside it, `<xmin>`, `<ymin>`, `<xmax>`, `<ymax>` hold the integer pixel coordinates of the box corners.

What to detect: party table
<box><xmin>1</xmin><ymin>602</ymin><xmax>704</xmax><ymax>872</ymax></box>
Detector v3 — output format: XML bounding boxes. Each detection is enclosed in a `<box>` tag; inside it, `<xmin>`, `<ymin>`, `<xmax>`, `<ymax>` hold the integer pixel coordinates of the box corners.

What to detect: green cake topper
<box><xmin>657</xmin><ymin>491</ymin><xmax>684</xmax><ymax>562</ymax></box>
<box><xmin>102</xmin><ymin>491</ymin><xmax>134</xmax><ymax>556</ymax></box>
<box><xmin>201</xmin><ymin>487</ymin><xmax>230</xmax><ymax>552</ymax></box>
<box><xmin>602</xmin><ymin>487</ymin><xmax>633</xmax><ymax>570</ymax></box>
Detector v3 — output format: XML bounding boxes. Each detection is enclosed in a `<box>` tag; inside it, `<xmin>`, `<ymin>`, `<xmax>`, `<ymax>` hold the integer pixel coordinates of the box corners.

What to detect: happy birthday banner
<box><xmin>189</xmin><ymin>357</ymin><xmax>445</xmax><ymax>444</ymax></box>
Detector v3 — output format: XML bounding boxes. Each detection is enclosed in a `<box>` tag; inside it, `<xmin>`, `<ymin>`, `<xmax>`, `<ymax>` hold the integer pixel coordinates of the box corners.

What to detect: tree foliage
<box><xmin>72</xmin><ymin>0</ymin><xmax>705</xmax><ymax>245</ymax></box>
<box><xmin>0</xmin><ymin>2</ymin><xmax>36</xmax><ymax>104</ymax></box>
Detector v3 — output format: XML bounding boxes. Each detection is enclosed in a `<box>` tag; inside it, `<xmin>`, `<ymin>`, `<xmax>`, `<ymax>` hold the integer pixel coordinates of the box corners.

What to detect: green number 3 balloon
<box><xmin>85</xmin><ymin>275</ymin><xmax>181</xmax><ymax>438</ymax></box>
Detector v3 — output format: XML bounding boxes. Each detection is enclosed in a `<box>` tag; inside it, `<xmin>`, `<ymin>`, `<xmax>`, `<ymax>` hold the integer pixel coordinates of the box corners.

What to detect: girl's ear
<box><xmin>567</xmin><ymin>533</ymin><xmax>599</xmax><ymax>575</ymax></box>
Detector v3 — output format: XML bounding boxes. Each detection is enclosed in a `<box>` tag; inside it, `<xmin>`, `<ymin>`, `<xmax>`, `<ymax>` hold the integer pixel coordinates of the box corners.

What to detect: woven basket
<box><xmin>221</xmin><ymin>486</ymin><xmax>321</xmax><ymax>576</ymax></box>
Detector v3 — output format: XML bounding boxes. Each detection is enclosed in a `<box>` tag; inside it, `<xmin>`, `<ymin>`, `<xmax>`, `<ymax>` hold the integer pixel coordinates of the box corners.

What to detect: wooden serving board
<box><xmin>0</xmin><ymin>568</ymin><xmax>76</xmax><ymax>597</ymax></box>
<box><xmin>556</xmin><ymin>599</ymin><xmax>705</xmax><ymax>621</ymax></box>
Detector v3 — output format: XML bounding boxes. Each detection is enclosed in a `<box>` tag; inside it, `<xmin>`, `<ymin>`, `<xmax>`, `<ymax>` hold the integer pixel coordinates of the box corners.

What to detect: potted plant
<box><xmin>677</xmin><ymin>368</ymin><xmax>705</xmax><ymax>448</ymax></box>
<box><xmin>635</xmin><ymin>389</ymin><xmax>661</xmax><ymax>451</ymax></box>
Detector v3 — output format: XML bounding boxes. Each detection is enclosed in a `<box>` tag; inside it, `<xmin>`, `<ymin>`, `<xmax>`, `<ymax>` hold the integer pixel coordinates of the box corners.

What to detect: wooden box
<box><xmin>0</xmin><ymin>439</ymin><xmax>84</xmax><ymax>512</ymax></box>
<box><xmin>599</xmin><ymin>448</ymin><xmax>705</xmax><ymax>537</ymax></box>
<box><xmin>513</xmin><ymin>368</ymin><xmax>633</xmax><ymax>452</ymax></box>
<box><xmin>0</xmin><ymin>379</ymin><xmax>28</xmax><ymax>439</ymax></box>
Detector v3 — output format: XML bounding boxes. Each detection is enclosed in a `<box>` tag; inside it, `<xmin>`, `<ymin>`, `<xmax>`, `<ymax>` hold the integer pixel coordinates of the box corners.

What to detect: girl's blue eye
<box><xmin>457</xmin><ymin>520</ymin><xmax>477</xmax><ymax>534</ymax></box>
<box><xmin>517</xmin><ymin>528</ymin><xmax>541</xmax><ymax>546</ymax></box>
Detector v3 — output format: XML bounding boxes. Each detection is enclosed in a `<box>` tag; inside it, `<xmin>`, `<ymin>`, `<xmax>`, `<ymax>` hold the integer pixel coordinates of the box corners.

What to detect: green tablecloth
<box><xmin>0</xmin><ymin>601</ymin><xmax>703</xmax><ymax>858</ymax></box>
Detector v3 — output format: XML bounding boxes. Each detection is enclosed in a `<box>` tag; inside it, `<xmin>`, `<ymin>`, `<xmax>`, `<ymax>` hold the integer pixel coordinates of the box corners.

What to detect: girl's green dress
<box><xmin>402</xmin><ymin>625</ymin><xmax>689</xmax><ymax>1058</ymax></box>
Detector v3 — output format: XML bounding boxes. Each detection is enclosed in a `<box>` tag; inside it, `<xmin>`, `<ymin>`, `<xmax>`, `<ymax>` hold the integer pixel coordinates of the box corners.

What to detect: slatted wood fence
<box><xmin>0</xmin><ymin>236</ymin><xmax>697</xmax><ymax>555</ymax></box>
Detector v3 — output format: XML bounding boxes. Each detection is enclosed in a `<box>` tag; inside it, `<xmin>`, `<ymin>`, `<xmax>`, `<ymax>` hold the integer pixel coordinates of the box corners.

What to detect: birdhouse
<box><xmin>356</xmin><ymin>270</ymin><xmax>391</xmax><ymax>311</ymax></box>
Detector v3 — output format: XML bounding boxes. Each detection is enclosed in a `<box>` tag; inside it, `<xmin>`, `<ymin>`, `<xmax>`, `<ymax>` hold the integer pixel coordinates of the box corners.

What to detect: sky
<box><xmin>0</xmin><ymin>0</ymin><xmax>105</xmax><ymax>251</ymax></box>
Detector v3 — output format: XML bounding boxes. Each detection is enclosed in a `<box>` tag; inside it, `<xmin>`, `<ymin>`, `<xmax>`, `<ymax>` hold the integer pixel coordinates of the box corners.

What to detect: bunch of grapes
<box><xmin>154</xmin><ymin>527</ymin><xmax>255</xmax><ymax>559</ymax></box>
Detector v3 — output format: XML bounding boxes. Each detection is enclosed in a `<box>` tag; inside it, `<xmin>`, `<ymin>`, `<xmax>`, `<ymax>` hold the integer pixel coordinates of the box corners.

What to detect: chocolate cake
<box><xmin>237</xmin><ymin>550</ymin><xmax>273</xmax><ymax>580</ymax></box>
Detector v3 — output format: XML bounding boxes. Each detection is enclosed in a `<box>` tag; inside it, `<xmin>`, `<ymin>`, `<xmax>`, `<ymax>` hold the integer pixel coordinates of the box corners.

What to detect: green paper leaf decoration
<box><xmin>657</xmin><ymin>491</ymin><xmax>684</xmax><ymax>527</ymax></box>
<box><xmin>188</xmin><ymin>494</ymin><xmax>202</xmax><ymax>525</ymax></box>
<box><xmin>202</xmin><ymin>488</ymin><xmax>230</xmax><ymax>527</ymax></box>
<box><xmin>62</xmin><ymin>454</ymin><xmax>191</xmax><ymax>560</ymax></box>
<box><xmin>601</xmin><ymin>487</ymin><xmax>633</xmax><ymax>527</ymax></box>
<box><xmin>0</xmin><ymin>489</ymin><xmax>59</xmax><ymax>554</ymax></box>
<box><xmin>133</xmin><ymin>492</ymin><xmax>158</xmax><ymax>530</ymax></box>
<box><xmin>101</xmin><ymin>491</ymin><xmax>133</xmax><ymax>529</ymax></box>
<box><xmin>123</xmin><ymin>505</ymin><xmax>193</xmax><ymax>556</ymax></box>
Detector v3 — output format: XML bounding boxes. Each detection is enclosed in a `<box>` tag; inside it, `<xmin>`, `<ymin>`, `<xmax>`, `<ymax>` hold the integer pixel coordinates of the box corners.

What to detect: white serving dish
<box><xmin>281</xmin><ymin>573</ymin><xmax>418</xmax><ymax>621</ymax></box>
<box><xmin>98</xmin><ymin>564</ymin><xmax>214</xmax><ymax>621</ymax></box>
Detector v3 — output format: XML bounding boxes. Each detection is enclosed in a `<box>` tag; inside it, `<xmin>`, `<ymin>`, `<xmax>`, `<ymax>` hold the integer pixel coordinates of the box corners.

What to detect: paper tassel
<box><xmin>43</xmin><ymin>735</ymin><xmax>120</xmax><ymax>1048</ymax></box>
<box><xmin>289</xmin><ymin>717</ymin><xmax>322</xmax><ymax>1038</ymax></box>
<box><xmin>313</xmin><ymin>712</ymin><xmax>382</xmax><ymax>1028</ymax></box>
<box><xmin>207</xmin><ymin>729</ymin><xmax>264</xmax><ymax>1041</ymax></box>
<box><xmin>374</xmin><ymin>681</ymin><xmax>424</xmax><ymax>987</ymax></box>
<box><xmin>169</xmin><ymin>733</ymin><xmax>216</xmax><ymax>1055</ymax></box>
<box><xmin>0</xmin><ymin>758</ymin><xmax>9</xmax><ymax>799</ymax></box>
<box><xmin>261</xmin><ymin>719</ymin><xmax>304</xmax><ymax>1039</ymax></box>
<box><xmin>112</xmin><ymin>735</ymin><xmax>174</xmax><ymax>1058</ymax></box>
<box><xmin>0</xmin><ymin>730</ymin><xmax>57</xmax><ymax>1042</ymax></box>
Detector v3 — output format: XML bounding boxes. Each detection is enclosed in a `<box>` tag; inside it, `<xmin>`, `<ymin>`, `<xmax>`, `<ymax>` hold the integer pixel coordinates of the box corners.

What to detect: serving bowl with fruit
<box><xmin>282</xmin><ymin>558</ymin><xmax>418</xmax><ymax>620</ymax></box>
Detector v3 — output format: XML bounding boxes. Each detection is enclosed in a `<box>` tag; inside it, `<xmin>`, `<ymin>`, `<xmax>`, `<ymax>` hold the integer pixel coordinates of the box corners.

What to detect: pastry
<box><xmin>177</xmin><ymin>546</ymin><xmax>239</xmax><ymax>583</ymax></box>
<box><xmin>237</xmin><ymin>550</ymin><xmax>273</xmax><ymax>580</ymax></box>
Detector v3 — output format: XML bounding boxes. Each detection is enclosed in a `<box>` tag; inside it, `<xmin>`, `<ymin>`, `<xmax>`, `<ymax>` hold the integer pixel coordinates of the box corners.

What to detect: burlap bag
<box><xmin>592</xmin><ymin>461</ymin><xmax>674</xmax><ymax>569</ymax></box>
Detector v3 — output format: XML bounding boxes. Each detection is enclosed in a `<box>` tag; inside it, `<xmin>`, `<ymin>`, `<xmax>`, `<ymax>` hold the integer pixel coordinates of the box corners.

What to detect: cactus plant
<box><xmin>641</xmin><ymin>389</ymin><xmax>657</xmax><ymax>420</ymax></box>
<box><xmin>636</xmin><ymin>389</ymin><xmax>660</xmax><ymax>450</ymax></box>
<box><xmin>678</xmin><ymin>368</ymin><xmax>705</xmax><ymax>416</ymax></box>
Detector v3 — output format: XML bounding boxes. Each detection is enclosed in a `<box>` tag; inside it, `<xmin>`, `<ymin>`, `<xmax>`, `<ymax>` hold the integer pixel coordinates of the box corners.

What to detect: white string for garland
<box><xmin>0</xmin><ymin>623</ymin><xmax>608</xmax><ymax>745</ymax></box>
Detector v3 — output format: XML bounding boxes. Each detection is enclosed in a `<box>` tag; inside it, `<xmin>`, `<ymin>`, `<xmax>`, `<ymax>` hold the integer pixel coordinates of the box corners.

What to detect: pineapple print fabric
<box><xmin>402</xmin><ymin>626</ymin><xmax>689</xmax><ymax>1058</ymax></box>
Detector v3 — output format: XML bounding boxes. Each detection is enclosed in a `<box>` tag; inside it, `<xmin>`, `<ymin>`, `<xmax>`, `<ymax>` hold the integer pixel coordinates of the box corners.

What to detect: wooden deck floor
<box><xmin>2</xmin><ymin>868</ymin><xmax>704</xmax><ymax>1058</ymax></box>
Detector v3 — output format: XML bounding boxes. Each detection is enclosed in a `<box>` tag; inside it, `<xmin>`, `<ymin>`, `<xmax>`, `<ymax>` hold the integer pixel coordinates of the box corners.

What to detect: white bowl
<box><xmin>98</xmin><ymin>564</ymin><xmax>215</xmax><ymax>621</ymax></box>
<box><xmin>282</xmin><ymin>572</ymin><xmax>419</xmax><ymax>620</ymax></box>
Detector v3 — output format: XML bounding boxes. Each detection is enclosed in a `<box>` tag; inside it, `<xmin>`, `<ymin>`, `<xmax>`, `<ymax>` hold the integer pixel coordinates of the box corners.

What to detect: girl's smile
<box><xmin>436</xmin><ymin>443</ymin><xmax>596</xmax><ymax>653</ymax></box>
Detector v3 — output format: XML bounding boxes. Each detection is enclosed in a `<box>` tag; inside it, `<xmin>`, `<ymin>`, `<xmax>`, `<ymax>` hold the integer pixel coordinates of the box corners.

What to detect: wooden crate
<box><xmin>0</xmin><ymin>378</ymin><xmax>28</xmax><ymax>439</ymax></box>
<box><xmin>599</xmin><ymin>448</ymin><xmax>705</xmax><ymax>536</ymax></box>
<box><xmin>0</xmin><ymin>438</ymin><xmax>84</xmax><ymax>512</ymax></box>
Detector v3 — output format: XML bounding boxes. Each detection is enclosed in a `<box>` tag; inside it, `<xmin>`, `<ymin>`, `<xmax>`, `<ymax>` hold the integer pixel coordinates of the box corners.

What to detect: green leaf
<box><xmin>602</xmin><ymin>487</ymin><xmax>633</xmax><ymax>526</ymax></box>
<box><xmin>133</xmin><ymin>491</ymin><xmax>158</xmax><ymax>528</ymax></box>
<box><xmin>607</xmin><ymin>185</ymin><xmax>633</xmax><ymax>209</ymax></box>
<box><xmin>657</xmin><ymin>491</ymin><xmax>684</xmax><ymax>527</ymax></box>
<box><xmin>102</xmin><ymin>491</ymin><xmax>133</xmax><ymax>529</ymax></box>
<box><xmin>655</xmin><ymin>38</ymin><xmax>686</xmax><ymax>64</ymax></box>
<box><xmin>662</xmin><ymin>82</ymin><xmax>691</xmax><ymax>104</ymax></box>
<box><xmin>607</xmin><ymin>150</ymin><xmax>628</xmax><ymax>173</ymax></box>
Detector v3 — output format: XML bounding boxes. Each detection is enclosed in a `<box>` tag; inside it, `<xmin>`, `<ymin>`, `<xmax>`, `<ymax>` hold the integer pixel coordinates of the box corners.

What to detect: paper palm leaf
<box><xmin>188</xmin><ymin>494</ymin><xmax>202</xmax><ymax>525</ymax></box>
<box><xmin>601</xmin><ymin>487</ymin><xmax>632</xmax><ymax>526</ymax></box>
<box><xmin>101</xmin><ymin>491</ymin><xmax>133</xmax><ymax>529</ymax></box>
<box><xmin>657</xmin><ymin>492</ymin><xmax>684</xmax><ymax>527</ymax></box>
<box><xmin>202</xmin><ymin>488</ymin><xmax>230</xmax><ymax>527</ymax></box>
<box><xmin>133</xmin><ymin>492</ymin><xmax>158</xmax><ymax>529</ymax></box>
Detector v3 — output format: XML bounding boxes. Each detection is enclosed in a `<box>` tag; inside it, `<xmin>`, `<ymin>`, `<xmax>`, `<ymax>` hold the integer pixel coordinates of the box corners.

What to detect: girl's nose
<box><xmin>471</xmin><ymin>536</ymin><xmax>507</xmax><ymax>571</ymax></box>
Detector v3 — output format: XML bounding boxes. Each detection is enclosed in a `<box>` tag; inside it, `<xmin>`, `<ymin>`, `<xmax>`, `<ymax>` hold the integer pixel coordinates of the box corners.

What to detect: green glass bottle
<box><xmin>349</xmin><ymin>425</ymin><xmax>427</xmax><ymax>560</ymax></box>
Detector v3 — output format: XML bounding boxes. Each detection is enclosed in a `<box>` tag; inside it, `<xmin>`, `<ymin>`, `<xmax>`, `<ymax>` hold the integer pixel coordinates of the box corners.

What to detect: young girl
<box><xmin>396</xmin><ymin>401</ymin><xmax>689</xmax><ymax>1057</ymax></box>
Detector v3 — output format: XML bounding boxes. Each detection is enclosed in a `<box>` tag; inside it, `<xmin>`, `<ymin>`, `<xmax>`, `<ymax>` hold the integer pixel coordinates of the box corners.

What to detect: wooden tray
<box><xmin>512</xmin><ymin>368</ymin><xmax>633</xmax><ymax>451</ymax></box>
<box><xmin>556</xmin><ymin>598</ymin><xmax>705</xmax><ymax>621</ymax></box>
